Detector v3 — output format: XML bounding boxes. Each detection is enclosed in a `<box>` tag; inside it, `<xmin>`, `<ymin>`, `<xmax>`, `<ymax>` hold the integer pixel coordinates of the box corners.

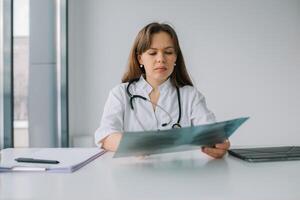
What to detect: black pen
<box><xmin>15</xmin><ymin>157</ymin><xmax>60</xmax><ymax>164</ymax></box>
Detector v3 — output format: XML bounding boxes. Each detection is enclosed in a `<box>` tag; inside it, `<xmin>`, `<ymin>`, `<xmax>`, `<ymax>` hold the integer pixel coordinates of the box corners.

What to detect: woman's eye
<box><xmin>148</xmin><ymin>52</ymin><xmax>156</xmax><ymax>55</ymax></box>
<box><xmin>147</xmin><ymin>50</ymin><xmax>174</xmax><ymax>56</ymax></box>
<box><xmin>165</xmin><ymin>51</ymin><xmax>174</xmax><ymax>55</ymax></box>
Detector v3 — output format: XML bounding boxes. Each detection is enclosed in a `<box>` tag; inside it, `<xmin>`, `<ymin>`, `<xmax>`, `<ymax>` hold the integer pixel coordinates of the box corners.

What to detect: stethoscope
<box><xmin>126</xmin><ymin>78</ymin><xmax>182</xmax><ymax>130</ymax></box>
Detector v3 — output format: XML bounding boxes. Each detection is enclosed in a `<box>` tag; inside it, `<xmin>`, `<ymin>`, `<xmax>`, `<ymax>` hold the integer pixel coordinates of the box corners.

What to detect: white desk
<box><xmin>0</xmin><ymin>148</ymin><xmax>300</xmax><ymax>200</ymax></box>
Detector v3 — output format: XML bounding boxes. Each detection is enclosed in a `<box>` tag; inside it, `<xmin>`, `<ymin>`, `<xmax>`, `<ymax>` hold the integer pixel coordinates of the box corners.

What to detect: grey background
<box><xmin>69</xmin><ymin>0</ymin><xmax>300</xmax><ymax>147</ymax></box>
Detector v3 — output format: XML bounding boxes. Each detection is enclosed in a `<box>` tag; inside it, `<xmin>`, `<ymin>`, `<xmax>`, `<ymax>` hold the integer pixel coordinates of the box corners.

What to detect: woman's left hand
<box><xmin>201</xmin><ymin>140</ymin><xmax>230</xmax><ymax>159</ymax></box>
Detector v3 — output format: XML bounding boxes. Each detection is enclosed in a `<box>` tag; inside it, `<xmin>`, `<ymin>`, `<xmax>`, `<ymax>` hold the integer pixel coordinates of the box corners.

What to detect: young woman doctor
<box><xmin>95</xmin><ymin>22</ymin><xmax>230</xmax><ymax>159</ymax></box>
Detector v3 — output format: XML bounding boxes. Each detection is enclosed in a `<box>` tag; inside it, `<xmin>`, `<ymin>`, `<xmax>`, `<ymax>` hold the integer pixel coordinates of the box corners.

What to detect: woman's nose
<box><xmin>156</xmin><ymin>52</ymin><xmax>166</xmax><ymax>63</ymax></box>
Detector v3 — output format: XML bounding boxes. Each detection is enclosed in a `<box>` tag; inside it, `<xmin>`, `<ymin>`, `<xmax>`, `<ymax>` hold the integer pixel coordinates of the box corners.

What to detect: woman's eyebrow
<box><xmin>148</xmin><ymin>46</ymin><xmax>175</xmax><ymax>50</ymax></box>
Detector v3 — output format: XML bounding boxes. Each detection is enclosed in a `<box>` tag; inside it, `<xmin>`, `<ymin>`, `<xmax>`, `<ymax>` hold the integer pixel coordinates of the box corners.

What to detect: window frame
<box><xmin>2</xmin><ymin>0</ymin><xmax>14</xmax><ymax>148</ymax></box>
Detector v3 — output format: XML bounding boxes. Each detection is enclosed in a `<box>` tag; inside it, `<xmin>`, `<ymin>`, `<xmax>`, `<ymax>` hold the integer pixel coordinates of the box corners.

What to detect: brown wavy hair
<box><xmin>122</xmin><ymin>22</ymin><xmax>193</xmax><ymax>87</ymax></box>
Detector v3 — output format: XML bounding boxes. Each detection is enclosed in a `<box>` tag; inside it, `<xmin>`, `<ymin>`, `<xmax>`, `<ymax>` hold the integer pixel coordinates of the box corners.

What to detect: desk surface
<box><xmin>1</xmin><ymin>148</ymin><xmax>300</xmax><ymax>200</ymax></box>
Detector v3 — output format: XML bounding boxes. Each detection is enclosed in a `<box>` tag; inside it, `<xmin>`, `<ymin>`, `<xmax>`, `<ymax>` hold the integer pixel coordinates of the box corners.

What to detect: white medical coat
<box><xmin>94</xmin><ymin>76</ymin><xmax>216</xmax><ymax>146</ymax></box>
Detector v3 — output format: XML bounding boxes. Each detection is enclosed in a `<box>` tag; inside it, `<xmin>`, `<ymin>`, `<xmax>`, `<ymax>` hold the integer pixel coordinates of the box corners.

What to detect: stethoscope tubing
<box><xmin>126</xmin><ymin>78</ymin><xmax>182</xmax><ymax>129</ymax></box>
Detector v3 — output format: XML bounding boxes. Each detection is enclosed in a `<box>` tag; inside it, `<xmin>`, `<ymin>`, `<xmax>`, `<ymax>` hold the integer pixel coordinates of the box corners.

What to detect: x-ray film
<box><xmin>114</xmin><ymin>117</ymin><xmax>249</xmax><ymax>158</ymax></box>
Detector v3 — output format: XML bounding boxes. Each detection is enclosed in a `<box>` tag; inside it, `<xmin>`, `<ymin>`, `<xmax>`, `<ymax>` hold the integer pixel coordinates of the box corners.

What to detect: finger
<box><xmin>202</xmin><ymin>147</ymin><xmax>226</xmax><ymax>158</ymax></box>
<box><xmin>203</xmin><ymin>149</ymin><xmax>223</xmax><ymax>159</ymax></box>
<box><xmin>215</xmin><ymin>140</ymin><xmax>230</xmax><ymax>150</ymax></box>
<box><xmin>205</xmin><ymin>147</ymin><xmax>226</xmax><ymax>156</ymax></box>
<box><xmin>202</xmin><ymin>149</ymin><xmax>219</xmax><ymax>158</ymax></box>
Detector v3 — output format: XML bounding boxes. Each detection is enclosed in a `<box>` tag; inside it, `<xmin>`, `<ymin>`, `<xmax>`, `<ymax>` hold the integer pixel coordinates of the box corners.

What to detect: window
<box><xmin>13</xmin><ymin>0</ymin><xmax>29</xmax><ymax>147</ymax></box>
<box><xmin>1</xmin><ymin>0</ymin><xmax>68</xmax><ymax>148</ymax></box>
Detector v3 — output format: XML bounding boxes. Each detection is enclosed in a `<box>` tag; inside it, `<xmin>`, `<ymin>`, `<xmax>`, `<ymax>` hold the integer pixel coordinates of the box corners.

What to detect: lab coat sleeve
<box><xmin>94</xmin><ymin>86</ymin><xmax>125</xmax><ymax>147</ymax></box>
<box><xmin>190</xmin><ymin>88</ymin><xmax>216</xmax><ymax>126</ymax></box>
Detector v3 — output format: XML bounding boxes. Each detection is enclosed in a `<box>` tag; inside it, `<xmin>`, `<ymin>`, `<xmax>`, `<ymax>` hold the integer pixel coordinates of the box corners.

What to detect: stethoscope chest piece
<box><xmin>172</xmin><ymin>123</ymin><xmax>182</xmax><ymax>128</ymax></box>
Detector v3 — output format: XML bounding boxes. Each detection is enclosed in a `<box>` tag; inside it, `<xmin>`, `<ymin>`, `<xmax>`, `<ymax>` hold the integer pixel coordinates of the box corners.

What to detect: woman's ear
<box><xmin>138</xmin><ymin>54</ymin><xmax>143</xmax><ymax>65</ymax></box>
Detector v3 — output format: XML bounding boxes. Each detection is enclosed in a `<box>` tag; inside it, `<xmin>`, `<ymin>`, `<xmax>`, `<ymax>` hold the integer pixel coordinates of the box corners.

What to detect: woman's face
<box><xmin>138</xmin><ymin>31</ymin><xmax>177</xmax><ymax>86</ymax></box>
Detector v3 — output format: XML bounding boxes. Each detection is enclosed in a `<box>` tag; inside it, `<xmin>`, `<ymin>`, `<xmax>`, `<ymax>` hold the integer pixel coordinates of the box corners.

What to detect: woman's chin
<box><xmin>155</xmin><ymin>71</ymin><xmax>171</xmax><ymax>79</ymax></box>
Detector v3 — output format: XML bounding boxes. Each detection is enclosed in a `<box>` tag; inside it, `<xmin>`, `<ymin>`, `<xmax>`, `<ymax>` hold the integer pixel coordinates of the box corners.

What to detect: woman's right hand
<box><xmin>101</xmin><ymin>132</ymin><xmax>122</xmax><ymax>152</ymax></box>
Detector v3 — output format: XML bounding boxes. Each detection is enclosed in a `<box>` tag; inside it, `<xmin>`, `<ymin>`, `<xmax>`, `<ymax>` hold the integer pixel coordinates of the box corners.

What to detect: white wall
<box><xmin>69</xmin><ymin>0</ymin><xmax>300</xmax><ymax>147</ymax></box>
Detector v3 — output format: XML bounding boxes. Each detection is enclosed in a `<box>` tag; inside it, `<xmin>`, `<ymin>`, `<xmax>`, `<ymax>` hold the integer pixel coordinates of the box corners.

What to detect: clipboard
<box><xmin>0</xmin><ymin>148</ymin><xmax>106</xmax><ymax>173</ymax></box>
<box><xmin>228</xmin><ymin>146</ymin><xmax>300</xmax><ymax>162</ymax></box>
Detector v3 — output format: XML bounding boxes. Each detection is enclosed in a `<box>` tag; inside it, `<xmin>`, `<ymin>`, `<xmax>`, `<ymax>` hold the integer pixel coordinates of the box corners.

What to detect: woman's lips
<box><xmin>154</xmin><ymin>66</ymin><xmax>167</xmax><ymax>71</ymax></box>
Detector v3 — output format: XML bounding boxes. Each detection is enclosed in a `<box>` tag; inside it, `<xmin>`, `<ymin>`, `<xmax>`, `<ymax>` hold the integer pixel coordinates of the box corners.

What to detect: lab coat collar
<box><xmin>136</xmin><ymin>75</ymin><xmax>172</xmax><ymax>94</ymax></box>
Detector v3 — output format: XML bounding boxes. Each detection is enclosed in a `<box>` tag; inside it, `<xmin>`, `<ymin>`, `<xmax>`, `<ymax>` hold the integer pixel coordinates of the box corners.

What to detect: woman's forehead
<box><xmin>149</xmin><ymin>32</ymin><xmax>175</xmax><ymax>48</ymax></box>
